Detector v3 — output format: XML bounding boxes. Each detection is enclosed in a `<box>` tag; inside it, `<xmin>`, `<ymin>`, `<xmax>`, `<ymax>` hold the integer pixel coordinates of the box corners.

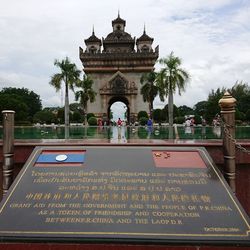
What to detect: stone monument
<box><xmin>79</xmin><ymin>14</ymin><xmax>159</xmax><ymax>123</ymax></box>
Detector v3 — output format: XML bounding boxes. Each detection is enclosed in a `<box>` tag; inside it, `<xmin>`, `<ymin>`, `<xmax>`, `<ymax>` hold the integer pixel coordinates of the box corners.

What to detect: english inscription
<box><xmin>0</xmin><ymin>146</ymin><xmax>249</xmax><ymax>245</ymax></box>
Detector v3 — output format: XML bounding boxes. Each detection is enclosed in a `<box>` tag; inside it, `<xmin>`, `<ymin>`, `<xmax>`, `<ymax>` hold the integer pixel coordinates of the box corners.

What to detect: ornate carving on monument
<box><xmin>110</xmin><ymin>74</ymin><xmax>127</xmax><ymax>94</ymax></box>
<box><xmin>100</xmin><ymin>72</ymin><xmax>138</xmax><ymax>96</ymax></box>
<box><xmin>79</xmin><ymin>15</ymin><xmax>158</xmax><ymax>73</ymax></box>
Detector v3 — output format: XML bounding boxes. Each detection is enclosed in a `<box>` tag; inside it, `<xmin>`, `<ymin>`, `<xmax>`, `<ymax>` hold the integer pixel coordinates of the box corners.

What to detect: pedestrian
<box><xmin>117</xmin><ymin>118</ymin><xmax>122</xmax><ymax>126</ymax></box>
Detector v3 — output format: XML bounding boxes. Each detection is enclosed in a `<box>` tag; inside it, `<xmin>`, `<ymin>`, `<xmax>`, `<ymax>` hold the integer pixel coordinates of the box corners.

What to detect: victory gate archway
<box><xmin>108</xmin><ymin>96</ymin><xmax>130</xmax><ymax>123</ymax></box>
<box><xmin>79</xmin><ymin>14</ymin><xmax>159</xmax><ymax>123</ymax></box>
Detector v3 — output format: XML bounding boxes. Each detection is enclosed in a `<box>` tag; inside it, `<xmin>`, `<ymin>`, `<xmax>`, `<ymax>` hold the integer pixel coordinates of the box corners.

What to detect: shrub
<box><xmin>15</xmin><ymin>121</ymin><xmax>32</xmax><ymax>126</ymax></box>
<box><xmin>174</xmin><ymin>116</ymin><xmax>185</xmax><ymax>124</ymax></box>
<box><xmin>88</xmin><ymin>116</ymin><xmax>97</xmax><ymax>126</ymax></box>
<box><xmin>72</xmin><ymin>111</ymin><xmax>82</xmax><ymax>123</ymax></box>
<box><xmin>139</xmin><ymin>117</ymin><xmax>148</xmax><ymax>126</ymax></box>
<box><xmin>137</xmin><ymin>111</ymin><xmax>148</xmax><ymax>120</ymax></box>
<box><xmin>87</xmin><ymin>113</ymin><xmax>95</xmax><ymax>120</ymax></box>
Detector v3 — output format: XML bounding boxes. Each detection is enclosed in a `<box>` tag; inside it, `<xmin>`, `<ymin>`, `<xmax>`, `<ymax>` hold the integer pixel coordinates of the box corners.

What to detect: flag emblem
<box><xmin>153</xmin><ymin>150</ymin><xmax>206</xmax><ymax>168</ymax></box>
<box><xmin>35</xmin><ymin>150</ymin><xmax>85</xmax><ymax>167</ymax></box>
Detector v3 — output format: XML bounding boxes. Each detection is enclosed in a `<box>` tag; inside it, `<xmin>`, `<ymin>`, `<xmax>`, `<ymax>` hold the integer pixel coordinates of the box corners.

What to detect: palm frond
<box><xmin>75</xmin><ymin>74</ymin><xmax>96</xmax><ymax>110</ymax></box>
<box><xmin>49</xmin><ymin>74</ymin><xmax>63</xmax><ymax>92</ymax></box>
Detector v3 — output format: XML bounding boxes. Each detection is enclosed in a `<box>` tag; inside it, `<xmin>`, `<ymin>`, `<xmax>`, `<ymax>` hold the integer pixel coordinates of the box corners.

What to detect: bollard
<box><xmin>219</xmin><ymin>91</ymin><xmax>236</xmax><ymax>192</ymax></box>
<box><xmin>2</xmin><ymin>110</ymin><xmax>15</xmax><ymax>196</ymax></box>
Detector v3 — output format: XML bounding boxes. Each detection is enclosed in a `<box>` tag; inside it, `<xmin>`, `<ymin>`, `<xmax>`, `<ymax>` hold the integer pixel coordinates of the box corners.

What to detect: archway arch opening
<box><xmin>108</xmin><ymin>96</ymin><xmax>130</xmax><ymax>124</ymax></box>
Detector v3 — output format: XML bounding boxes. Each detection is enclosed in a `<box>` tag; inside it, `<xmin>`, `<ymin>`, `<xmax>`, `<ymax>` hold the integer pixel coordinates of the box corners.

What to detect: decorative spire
<box><xmin>85</xmin><ymin>26</ymin><xmax>101</xmax><ymax>45</ymax></box>
<box><xmin>136</xmin><ymin>24</ymin><xmax>154</xmax><ymax>44</ymax></box>
<box><xmin>112</xmin><ymin>12</ymin><xmax>126</xmax><ymax>28</ymax></box>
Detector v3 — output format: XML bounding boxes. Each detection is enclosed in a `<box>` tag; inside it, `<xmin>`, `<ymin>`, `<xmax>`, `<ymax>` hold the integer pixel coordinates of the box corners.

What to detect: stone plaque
<box><xmin>0</xmin><ymin>146</ymin><xmax>249</xmax><ymax>245</ymax></box>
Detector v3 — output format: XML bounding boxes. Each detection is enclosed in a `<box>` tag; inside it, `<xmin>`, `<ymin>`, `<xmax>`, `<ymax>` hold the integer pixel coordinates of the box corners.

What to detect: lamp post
<box><xmin>2</xmin><ymin>110</ymin><xmax>15</xmax><ymax>196</ymax></box>
<box><xmin>219</xmin><ymin>91</ymin><xmax>236</xmax><ymax>192</ymax></box>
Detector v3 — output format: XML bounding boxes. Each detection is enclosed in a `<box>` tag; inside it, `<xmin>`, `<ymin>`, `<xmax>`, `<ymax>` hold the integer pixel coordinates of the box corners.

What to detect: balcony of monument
<box><xmin>80</xmin><ymin>59</ymin><xmax>158</xmax><ymax>73</ymax></box>
<box><xmin>81</xmin><ymin>60</ymin><xmax>157</xmax><ymax>67</ymax></box>
<box><xmin>83</xmin><ymin>66</ymin><xmax>156</xmax><ymax>73</ymax></box>
<box><xmin>79</xmin><ymin>48</ymin><xmax>159</xmax><ymax>60</ymax></box>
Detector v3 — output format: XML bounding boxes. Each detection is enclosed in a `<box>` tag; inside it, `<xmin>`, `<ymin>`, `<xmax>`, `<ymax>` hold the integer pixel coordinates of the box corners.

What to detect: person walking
<box><xmin>117</xmin><ymin>118</ymin><xmax>122</xmax><ymax>126</ymax></box>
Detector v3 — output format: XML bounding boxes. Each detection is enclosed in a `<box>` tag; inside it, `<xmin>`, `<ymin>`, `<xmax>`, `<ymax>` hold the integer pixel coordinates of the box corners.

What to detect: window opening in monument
<box><xmin>110</xmin><ymin>101</ymin><xmax>128</xmax><ymax>123</ymax></box>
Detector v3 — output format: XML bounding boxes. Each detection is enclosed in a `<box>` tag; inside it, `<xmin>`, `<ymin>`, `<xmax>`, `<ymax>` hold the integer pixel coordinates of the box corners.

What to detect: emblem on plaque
<box><xmin>35</xmin><ymin>150</ymin><xmax>86</xmax><ymax>167</ymax></box>
<box><xmin>152</xmin><ymin>150</ymin><xmax>206</xmax><ymax>169</ymax></box>
<box><xmin>55</xmin><ymin>154</ymin><xmax>68</xmax><ymax>162</ymax></box>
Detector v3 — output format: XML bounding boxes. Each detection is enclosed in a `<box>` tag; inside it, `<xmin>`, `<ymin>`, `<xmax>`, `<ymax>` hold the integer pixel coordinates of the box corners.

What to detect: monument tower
<box><xmin>79</xmin><ymin>14</ymin><xmax>159</xmax><ymax>123</ymax></box>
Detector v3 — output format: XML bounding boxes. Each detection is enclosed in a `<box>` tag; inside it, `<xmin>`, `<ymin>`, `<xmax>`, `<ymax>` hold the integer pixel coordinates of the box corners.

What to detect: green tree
<box><xmin>231</xmin><ymin>81</ymin><xmax>250</xmax><ymax>114</ymax></box>
<box><xmin>75</xmin><ymin>75</ymin><xmax>96</xmax><ymax>125</ymax></box>
<box><xmin>140</xmin><ymin>71</ymin><xmax>159</xmax><ymax>119</ymax></box>
<box><xmin>194</xmin><ymin>82</ymin><xmax>250</xmax><ymax>124</ymax></box>
<box><xmin>157</xmin><ymin>52</ymin><xmax>190</xmax><ymax>137</ymax></box>
<box><xmin>33</xmin><ymin>109</ymin><xmax>55</xmax><ymax>124</ymax></box>
<box><xmin>160</xmin><ymin>107</ymin><xmax>168</xmax><ymax>122</ymax></box>
<box><xmin>0</xmin><ymin>95</ymin><xmax>29</xmax><ymax>122</ymax></box>
<box><xmin>152</xmin><ymin>109</ymin><xmax>162</xmax><ymax>123</ymax></box>
<box><xmin>205</xmin><ymin>88</ymin><xmax>225</xmax><ymax>123</ymax></box>
<box><xmin>72</xmin><ymin>111</ymin><xmax>82</xmax><ymax>123</ymax></box>
<box><xmin>69</xmin><ymin>103</ymin><xmax>82</xmax><ymax>112</ymax></box>
<box><xmin>178</xmin><ymin>105</ymin><xmax>193</xmax><ymax>117</ymax></box>
<box><xmin>162</xmin><ymin>104</ymin><xmax>179</xmax><ymax>122</ymax></box>
<box><xmin>193</xmin><ymin>101</ymin><xmax>208</xmax><ymax>117</ymax></box>
<box><xmin>235</xmin><ymin>108</ymin><xmax>245</xmax><ymax>122</ymax></box>
<box><xmin>174</xmin><ymin>116</ymin><xmax>185</xmax><ymax>124</ymax></box>
<box><xmin>0</xmin><ymin>87</ymin><xmax>42</xmax><ymax>122</ymax></box>
<box><xmin>245</xmin><ymin>109</ymin><xmax>250</xmax><ymax>122</ymax></box>
<box><xmin>57</xmin><ymin>108</ymin><xmax>65</xmax><ymax>124</ymax></box>
<box><xmin>194</xmin><ymin>114</ymin><xmax>202</xmax><ymax>124</ymax></box>
<box><xmin>50</xmin><ymin>57</ymin><xmax>81</xmax><ymax>130</ymax></box>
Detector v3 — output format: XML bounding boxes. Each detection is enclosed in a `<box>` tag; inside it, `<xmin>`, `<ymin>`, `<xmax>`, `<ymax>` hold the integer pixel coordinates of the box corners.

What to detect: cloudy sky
<box><xmin>1</xmin><ymin>0</ymin><xmax>250</xmax><ymax>113</ymax></box>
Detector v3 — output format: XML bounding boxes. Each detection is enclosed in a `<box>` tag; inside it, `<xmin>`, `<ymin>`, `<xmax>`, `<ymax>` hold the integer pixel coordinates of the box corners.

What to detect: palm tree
<box><xmin>157</xmin><ymin>52</ymin><xmax>190</xmax><ymax>138</ymax></box>
<box><xmin>75</xmin><ymin>74</ymin><xmax>96</xmax><ymax>125</ymax></box>
<box><xmin>50</xmin><ymin>57</ymin><xmax>81</xmax><ymax>132</ymax></box>
<box><xmin>140</xmin><ymin>71</ymin><xmax>159</xmax><ymax>120</ymax></box>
